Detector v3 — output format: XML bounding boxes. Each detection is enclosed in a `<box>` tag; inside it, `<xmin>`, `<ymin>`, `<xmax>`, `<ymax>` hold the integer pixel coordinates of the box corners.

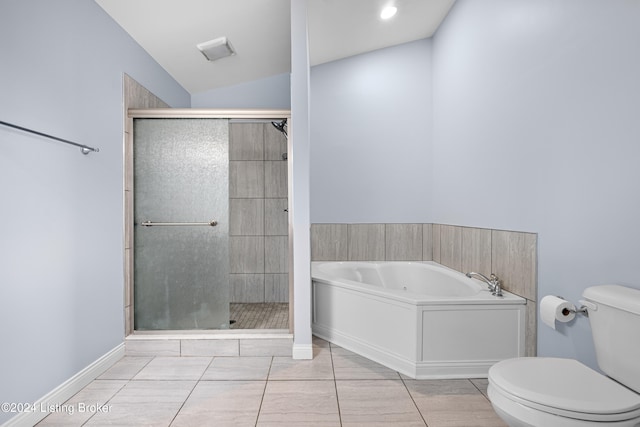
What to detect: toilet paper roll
<box><xmin>540</xmin><ymin>295</ymin><xmax>576</xmax><ymax>330</ymax></box>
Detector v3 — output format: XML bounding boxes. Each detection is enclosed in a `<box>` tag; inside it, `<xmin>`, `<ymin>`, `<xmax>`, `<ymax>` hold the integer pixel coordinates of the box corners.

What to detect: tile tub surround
<box><xmin>311</xmin><ymin>223</ymin><xmax>538</xmax><ymax>356</ymax></box>
<box><xmin>37</xmin><ymin>338</ymin><xmax>507</xmax><ymax>427</ymax></box>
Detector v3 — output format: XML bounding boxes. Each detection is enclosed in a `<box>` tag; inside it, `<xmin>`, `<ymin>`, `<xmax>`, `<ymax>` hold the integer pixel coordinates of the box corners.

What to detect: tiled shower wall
<box><xmin>229</xmin><ymin>123</ymin><xmax>289</xmax><ymax>303</ymax></box>
<box><xmin>310</xmin><ymin>223</ymin><xmax>538</xmax><ymax>356</ymax></box>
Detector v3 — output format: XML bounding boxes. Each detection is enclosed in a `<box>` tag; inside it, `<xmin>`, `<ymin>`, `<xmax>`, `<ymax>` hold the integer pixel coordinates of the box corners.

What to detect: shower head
<box><xmin>271</xmin><ymin>119</ymin><xmax>288</xmax><ymax>137</ymax></box>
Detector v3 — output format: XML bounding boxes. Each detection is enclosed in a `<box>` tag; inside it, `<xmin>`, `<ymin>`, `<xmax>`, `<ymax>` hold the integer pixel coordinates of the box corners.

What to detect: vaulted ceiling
<box><xmin>96</xmin><ymin>0</ymin><xmax>455</xmax><ymax>94</ymax></box>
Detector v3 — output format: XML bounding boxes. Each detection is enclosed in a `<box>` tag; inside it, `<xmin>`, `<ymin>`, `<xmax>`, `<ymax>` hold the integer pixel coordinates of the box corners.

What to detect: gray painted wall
<box><xmin>192</xmin><ymin>73</ymin><xmax>291</xmax><ymax>109</ymax></box>
<box><xmin>432</xmin><ymin>0</ymin><xmax>640</xmax><ymax>368</ymax></box>
<box><xmin>310</xmin><ymin>39</ymin><xmax>433</xmax><ymax>223</ymax></box>
<box><xmin>0</xmin><ymin>1</ymin><xmax>189</xmax><ymax>422</ymax></box>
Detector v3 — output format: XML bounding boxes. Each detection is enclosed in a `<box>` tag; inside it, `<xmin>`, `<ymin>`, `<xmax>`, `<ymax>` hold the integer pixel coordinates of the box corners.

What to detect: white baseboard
<box><xmin>292</xmin><ymin>343</ymin><xmax>313</xmax><ymax>359</ymax></box>
<box><xmin>2</xmin><ymin>343</ymin><xmax>125</xmax><ymax>427</ymax></box>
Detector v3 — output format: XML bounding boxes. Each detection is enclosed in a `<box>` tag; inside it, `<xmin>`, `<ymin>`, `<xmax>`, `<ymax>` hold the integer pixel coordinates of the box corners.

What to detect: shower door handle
<box><xmin>140</xmin><ymin>220</ymin><xmax>218</xmax><ymax>227</ymax></box>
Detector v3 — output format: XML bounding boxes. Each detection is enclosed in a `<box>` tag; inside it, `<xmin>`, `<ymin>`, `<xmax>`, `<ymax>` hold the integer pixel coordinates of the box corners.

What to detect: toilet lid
<box><xmin>489</xmin><ymin>358</ymin><xmax>640</xmax><ymax>418</ymax></box>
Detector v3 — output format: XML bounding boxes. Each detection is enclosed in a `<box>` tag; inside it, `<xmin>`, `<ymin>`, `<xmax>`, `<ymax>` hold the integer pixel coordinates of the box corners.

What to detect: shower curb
<box><xmin>125</xmin><ymin>333</ymin><xmax>293</xmax><ymax>357</ymax></box>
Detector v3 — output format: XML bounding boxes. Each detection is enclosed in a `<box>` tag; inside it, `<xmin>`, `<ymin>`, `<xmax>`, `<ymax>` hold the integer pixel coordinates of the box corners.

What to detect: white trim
<box><xmin>292</xmin><ymin>343</ymin><xmax>313</xmax><ymax>359</ymax></box>
<box><xmin>128</xmin><ymin>108</ymin><xmax>291</xmax><ymax>119</ymax></box>
<box><xmin>290</xmin><ymin>0</ymin><xmax>314</xmax><ymax>360</ymax></box>
<box><xmin>2</xmin><ymin>344</ymin><xmax>124</xmax><ymax>427</ymax></box>
<box><xmin>127</xmin><ymin>331</ymin><xmax>292</xmax><ymax>340</ymax></box>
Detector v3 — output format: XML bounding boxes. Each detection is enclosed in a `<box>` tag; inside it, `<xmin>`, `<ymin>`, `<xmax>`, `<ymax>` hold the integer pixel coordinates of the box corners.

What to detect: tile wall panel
<box><xmin>265</xmin><ymin>236</ymin><xmax>289</xmax><ymax>273</ymax></box>
<box><xmin>125</xmin><ymin>131</ymin><xmax>134</xmax><ymax>192</ymax></box>
<box><xmin>491</xmin><ymin>230</ymin><xmax>537</xmax><ymax>301</ymax></box>
<box><xmin>229</xmin><ymin>161</ymin><xmax>264</xmax><ymax>198</ymax></box>
<box><xmin>422</xmin><ymin>224</ymin><xmax>433</xmax><ymax>261</ymax></box>
<box><xmin>348</xmin><ymin>224</ymin><xmax>386</xmax><ymax>261</ymax></box>
<box><xmin>265</xmin><ymin>199</ymin><xmax>288</xmax><ymax>236</ymax></box>
<box><xmin>125</xmin><ymin>248</ymin><xmax>132</xmax><ymax>307</ymax></box>
<box><xmin>125</xmin><ymin>306</ymin><xmax>132</xmax><ymax>337</ymax></box>
<box><xmin>385</xmin><ymin>224</ymin><xmax>423</xmax><ymax>261</ymax></box>
<box><xmin>229</xmin><ymin>123</ymin><xmax>264</xmax><ymax>160</ymax></box>
<box><xmin>125</xmin><ymin>190</ymin><xmax>133</xmax><ymax>248</ymax></box>
<box><xmin>265</xmin><ymin>274</ymin><xmax>289</xmax><ymax>303</ymax></box>
<box><xmin>230</xmin><ymin>236</ymin><xmax>265</xmax><ymax>274</ymax></box>
<box><xmin>230</xmin><ymin>199</ymin><xmax>264</xmax><ymax>236</ymax></box>
<box><xmin>432</xmin><ymin>224</ymin><xmax>441</xmax><ymax>263</ymax></box>
<box><xmin>264</xmin><ymin>126</ymin><xmax>288</xmax><ymax>160</ymax></box>
<box><xmin>310</xmin><ymin>224</ymin><xmax>349</xmax><ymax>261</ymax></box>
<box><xmin>230</xmin><ymin>274</ymin><xmax>265</xmax><ymax>303</ymax></box>
<box><xmin>264</xmin><ymin>161</ymin><xmax>288</xmax><ymax>198</ymax></box>
<box><xmin>124</xmin><ymin>74</ymin><xmax>169</xmax><ymax>112</ymax></box>
<box><xmin>525</xmin><ymin>300</ymin><xmax>537</xmax><ymax>357</ymax></box>
<box><xmin>439</xmin><ymin>225</ymin><xmax>462</xmax><ymax>271</ymax></box>
<box><xmin>461</xmin><ymin>227</ymin><xmax>492</xmax><ymax>276</ymax></box>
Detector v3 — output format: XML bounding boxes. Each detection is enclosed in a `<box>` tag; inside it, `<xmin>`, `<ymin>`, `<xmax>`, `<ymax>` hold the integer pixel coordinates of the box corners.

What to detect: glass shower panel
<box><xmin>134</xmin><ymin>118</ymin><xmax>229</xmax><ymax>330</ymax></box>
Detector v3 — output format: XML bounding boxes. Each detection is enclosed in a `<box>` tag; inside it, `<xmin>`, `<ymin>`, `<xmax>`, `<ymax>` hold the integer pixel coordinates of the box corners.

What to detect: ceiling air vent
<box><xmin>196</xmin><ymin>36</ymin><xmax>236</xmax><ymax>62</ymax></box>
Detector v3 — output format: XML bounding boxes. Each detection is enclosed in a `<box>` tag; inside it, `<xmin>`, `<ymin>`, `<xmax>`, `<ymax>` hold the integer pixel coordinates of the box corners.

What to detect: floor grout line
<box><xmin>400</xmin><ymin>374</ymin><xmax>429</xmax><ymax>427</ymax></box>
<box><xmin>329</xmin><ymin>342</ymin><xmax>344</xmax><ymax>427</ymax></box>
<box><xmin>254</xmin><ymin>356</ymin><xmax>274</xmax><ymax>426</ymax></box>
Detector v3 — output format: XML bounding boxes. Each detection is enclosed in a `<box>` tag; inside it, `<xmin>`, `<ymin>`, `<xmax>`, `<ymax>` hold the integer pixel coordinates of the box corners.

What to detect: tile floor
<box><xmin>37</xmin><ymin>338</ymin><xmax>506</xmax><ymax>426</ymax></box>
<box><xmin>230</xmin><ymin>303</ymin><xmax>289</xmax><ymax>329</ymax></box>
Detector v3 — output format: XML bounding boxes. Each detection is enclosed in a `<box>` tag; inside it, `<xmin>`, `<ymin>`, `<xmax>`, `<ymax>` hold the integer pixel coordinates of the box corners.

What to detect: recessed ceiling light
<box><xmin>196</xmin><ymin>36</ymin><xmax>236</xmax><ymax>62</ymax></box>
<box><xmin>380</xmin><ymin>6</ymin><xmax>397</xmax><ymax>20</ymax></box>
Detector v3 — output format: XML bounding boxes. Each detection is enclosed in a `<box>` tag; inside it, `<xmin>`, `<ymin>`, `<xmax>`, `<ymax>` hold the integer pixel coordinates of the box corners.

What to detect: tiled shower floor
<box><xmin>37</xmin><ymin>337</ymin><xmax>506</xmax><ymax>426</ymax></box>
<box><xmin>230</xmin><ymin>303</ymin><xmax>289</xmax><ymax>329</ymax></box>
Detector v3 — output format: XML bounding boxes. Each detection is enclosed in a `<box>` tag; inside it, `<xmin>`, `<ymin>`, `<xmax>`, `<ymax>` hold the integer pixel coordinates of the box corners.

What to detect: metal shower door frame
<box><xmin>124</xmin><ymin>108</ymin><xmax>293</xmax><ymax>334</ymax></box>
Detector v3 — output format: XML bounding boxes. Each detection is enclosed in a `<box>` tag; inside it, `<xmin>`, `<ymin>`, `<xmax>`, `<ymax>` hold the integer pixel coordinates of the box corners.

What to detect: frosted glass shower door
<box><xmin>133</xmin><ymin>118</ymin><xmax>229</xmax><ymax>330</ymax></box>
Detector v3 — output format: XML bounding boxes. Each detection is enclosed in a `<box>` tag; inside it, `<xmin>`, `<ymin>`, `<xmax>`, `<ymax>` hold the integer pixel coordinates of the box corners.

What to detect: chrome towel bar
<box><xmin>0</xmin><ymin>119</ymin><xmax>99</xmax><ymax>154</ymax></box>
<box><xmin>140</xmin><ymin>220</ymin><xmax>218</xmax><ymax>227</ymax></box>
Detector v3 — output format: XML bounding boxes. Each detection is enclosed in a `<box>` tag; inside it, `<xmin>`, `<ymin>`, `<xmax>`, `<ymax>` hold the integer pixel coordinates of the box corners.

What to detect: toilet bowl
<box><xmin>487</xmin><ymin>285</ymin><xmax>640</xmax><ymax>427</ymax></box>
<box><xmin>488</xmin><ymin>357</ymin><xmax>640</xmax><ymax>426</ymax></box>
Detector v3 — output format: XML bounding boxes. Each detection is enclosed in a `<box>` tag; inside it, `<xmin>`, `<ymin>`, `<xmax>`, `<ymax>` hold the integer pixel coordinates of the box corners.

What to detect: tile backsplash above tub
<box><xmin>311</xmin><ymin>223</ymin><xmax>428</xmax><ymax>261</ymax></box>
<box><xmin>310</xmin><ymin>222</ymin><xmax>538</xmax><ymax>356</ymax></box>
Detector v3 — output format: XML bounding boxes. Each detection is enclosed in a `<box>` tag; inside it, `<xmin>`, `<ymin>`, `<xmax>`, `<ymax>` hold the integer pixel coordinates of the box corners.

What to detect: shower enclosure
<box><xmin>134</xmin><ymin>118</ymin><xmax>230</xmax><ymax>330</ymax></box>
<box><xmin>126</xmin><ymin>110</ymin><xmax>291</xmax><ymax>332</ymax></box>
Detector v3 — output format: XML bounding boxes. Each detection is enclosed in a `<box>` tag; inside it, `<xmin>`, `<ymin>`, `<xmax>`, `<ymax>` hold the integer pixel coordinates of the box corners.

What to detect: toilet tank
<box><xmin>582</xmin><ymin>284</ymin><xmax>640</xmax><ymax>393</ymax></box>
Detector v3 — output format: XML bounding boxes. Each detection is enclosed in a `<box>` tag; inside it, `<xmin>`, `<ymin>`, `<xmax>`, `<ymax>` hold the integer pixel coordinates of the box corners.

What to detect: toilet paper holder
<box><xmin>557</xmin><ymin>296</ymin><xmax>590</xmax><ymax>317</ymax></box>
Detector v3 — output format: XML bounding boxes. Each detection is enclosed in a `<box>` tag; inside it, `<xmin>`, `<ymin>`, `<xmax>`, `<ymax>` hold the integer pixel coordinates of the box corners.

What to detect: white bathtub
<box><xmin>311</xmin><ymin>261</ymin><xmax>526</xmax><ymax>379</ymax></box>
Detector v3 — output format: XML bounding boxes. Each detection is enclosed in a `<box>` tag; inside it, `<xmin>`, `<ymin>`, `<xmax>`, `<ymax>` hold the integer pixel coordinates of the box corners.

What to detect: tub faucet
<box><xmin>466</xmin><ymin>272</ymin><xmax>503</xmax><ymax>297</ymax></box>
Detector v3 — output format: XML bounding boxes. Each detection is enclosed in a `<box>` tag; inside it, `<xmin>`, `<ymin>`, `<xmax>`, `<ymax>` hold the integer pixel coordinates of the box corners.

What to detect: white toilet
<box><xmin>488</xmin><ymin>284</ymin><xmax>640</xmax><ymax>427</ymax></box>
